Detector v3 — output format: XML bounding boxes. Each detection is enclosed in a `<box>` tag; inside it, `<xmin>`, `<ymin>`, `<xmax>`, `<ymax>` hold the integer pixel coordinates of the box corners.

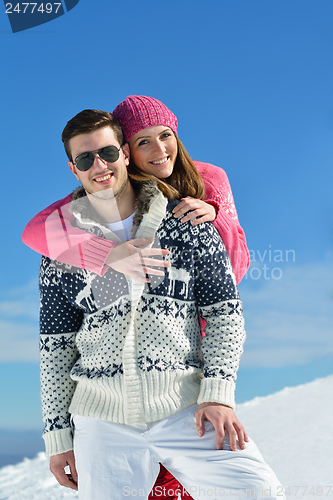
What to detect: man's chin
<box><xmin>87</xmin><ymin>187</ymin><xmax>116</xmax><ymax>201</ymax></box>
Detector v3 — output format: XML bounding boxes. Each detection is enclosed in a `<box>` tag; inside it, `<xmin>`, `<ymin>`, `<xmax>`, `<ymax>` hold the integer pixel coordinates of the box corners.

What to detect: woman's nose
<box><xmin>151</xmin><ymin>140</ymin><xmax>165</xmax><ymax>154</ymax></box>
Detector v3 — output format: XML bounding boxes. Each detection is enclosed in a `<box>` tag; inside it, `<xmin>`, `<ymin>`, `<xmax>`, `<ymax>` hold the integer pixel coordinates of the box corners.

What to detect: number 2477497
<box><xmin>5</xmin><ymin>3</ymin><xmax>62</xmax><ymax>14</ymax></box>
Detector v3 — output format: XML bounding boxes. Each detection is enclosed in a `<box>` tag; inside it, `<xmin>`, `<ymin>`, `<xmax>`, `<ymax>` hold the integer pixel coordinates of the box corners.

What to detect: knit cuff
<box><xmin>43</xmin><ymin>428</ymin><xmax>73</xmax><ymax>458</ymax></box>
<box><xmin>197</xmin><ymin>378</ymin><xmax>236</xmax><ymax>410</ymax></box>
<box><xmin>80</xmin><ymin>237</ymin><xmax>117</xmax><ymax>276</ymax></box>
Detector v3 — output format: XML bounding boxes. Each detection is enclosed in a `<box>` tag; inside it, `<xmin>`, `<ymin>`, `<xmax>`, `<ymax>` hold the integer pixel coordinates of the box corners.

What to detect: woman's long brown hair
<box><xmin>128</xmin><ymin>136</ymin><xmax>205</xmax><ymax>200</ymax></box>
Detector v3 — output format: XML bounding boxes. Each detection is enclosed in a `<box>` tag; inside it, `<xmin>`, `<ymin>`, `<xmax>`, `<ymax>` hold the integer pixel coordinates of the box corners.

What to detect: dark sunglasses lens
<box><xmin>99</xmin><ymin>146</ymin><xmax>120</xmax><ymax>163</ymax></box>
<box><xmin>74</xmin><ymin>146</ymin><xmax>120</xmax><ymax>171</ymax></box>
<box><xmin>75</xmin><ymin>153</ymin><xmax>94</xmax><ymax>171</ymax></box>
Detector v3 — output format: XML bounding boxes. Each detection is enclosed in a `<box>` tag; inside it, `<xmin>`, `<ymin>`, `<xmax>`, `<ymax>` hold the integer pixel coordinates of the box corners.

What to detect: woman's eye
<box><xmin>138</xmin><ymin>140</ymin><xmax>148</xmax><ymax>146</ymax></box>
<box><xmin>161</xmin><ymin>133</ymin><xmax>171</xmax><ymax>139</ymax></box>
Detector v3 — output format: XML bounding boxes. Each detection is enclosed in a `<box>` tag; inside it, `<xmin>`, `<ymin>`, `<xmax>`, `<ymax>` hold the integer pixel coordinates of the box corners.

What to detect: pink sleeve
<box><xmin>194</xmin><ymin>161</ymin><xmax>250</xmax><ymax>284</ymax></box>
<box><xmin>22</xmin><ymin>194</ymin><xmax>117</xmax><ymax>276</ymax></box>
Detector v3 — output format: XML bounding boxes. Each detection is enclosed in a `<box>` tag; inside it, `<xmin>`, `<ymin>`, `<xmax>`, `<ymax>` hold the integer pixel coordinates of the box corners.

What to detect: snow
<box><xmin>0</xmin><ymin>375</ymin><xmax>332</xmax><ymax>500</ymax></box>
<box><xmin>236</xmin><ymin>375</ymin><xmax>333</xmax><ymax>499</ymax></box>
<box><xmin>0</xmin><ymin>453</ymin><xmax>77</xmax><ymax>499</ymax></box>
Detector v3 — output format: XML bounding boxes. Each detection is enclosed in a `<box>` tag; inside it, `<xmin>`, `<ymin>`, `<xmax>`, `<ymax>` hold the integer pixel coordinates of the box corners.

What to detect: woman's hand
<box><xmin>106</xmin><ymin>238</ymin><xmax>170</xmax><ymax>283</ymax></box>
<box><xmin>172</xmin><ymin>197</ymin><xmax>216</xmax><ymax>225</ymax></box>
<box><xmin>195</xmin><ymin>402</ymin><xmax>249</xmax><ymax>451</ymax></box>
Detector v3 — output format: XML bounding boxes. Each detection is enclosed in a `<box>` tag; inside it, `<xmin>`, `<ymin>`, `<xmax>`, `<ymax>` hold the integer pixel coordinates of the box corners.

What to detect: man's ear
<box><xmin>68</xmin><ymin>161</ymin><xmax>80</xmax><ymax>181</ymax></box>
<box><xmin>122</xmin><ymin>143</ymin><xmax>130</xmax><ymax>166</ymax></box>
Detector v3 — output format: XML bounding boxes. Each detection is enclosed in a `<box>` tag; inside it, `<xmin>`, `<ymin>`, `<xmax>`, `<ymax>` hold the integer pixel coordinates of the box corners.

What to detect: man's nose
<box><xmin>92</xmin><ymin>152</ymin><xmax>107</xmax><ymax>167</ymax></box>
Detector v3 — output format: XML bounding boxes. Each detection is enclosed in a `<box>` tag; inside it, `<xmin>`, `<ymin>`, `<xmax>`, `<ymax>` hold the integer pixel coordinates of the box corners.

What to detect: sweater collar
<box><xmin>69</xmin><ymin>180</ymin><xmax>168</xmax><ymax>240</ymax></box>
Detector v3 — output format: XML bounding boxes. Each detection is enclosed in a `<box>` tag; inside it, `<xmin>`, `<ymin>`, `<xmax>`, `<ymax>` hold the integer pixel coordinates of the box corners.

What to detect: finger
<box><xmin>140</xmin><ymin>249</ymin><xmax>171</xmax><ymax>259</ymax></box>
<box><xmin>172</xmin><ymin>202</ymin><xmax>185</xmax><ymax>215</ymax></box>
<box><xmin>236</xmin><ymin>428</ymin><xmax>247</xmax><ymax>450</ymax></box>
<box><xmin>125</xmin><ymin>262</ymin><xmax>166</xmax><ymax>279</ymax></box>
<box><xmin>239</xmin><ymin>427</ymin><xmax>249</xmax><ymax>444</ymax></box>
<box><xmin>195</xmin><ymin>412</ymin><xmax>205</xmax><ymax>438</ymax></box>
<box><xmin>142</xmin><ymin>267</ymin><xmax>165</xmax><ymax>277</ymax></box>
<box><xmin>226</xmin><ymin>425</ymin><xmax>238</xmax><ymax>451</ymax></box>
<box><xmin>51</xmin><ymin>466</ymin><xmax>77</xmax><ymax>490</ymax></box>
<box><xmin>179</xmin><ymin>213</ymin><xmax>197</xmax><ymax>224</ymax></box>
<box><xmin>173</xmin><ymin>198</ymin><xmax>197</xmax><ymax>213</ymax></box>
<box><xmin>173</xmin><ymin>204</ymin><xmax>199</xmax><ymax>219</ymax></box>
<box><xmin>68</xmin><ymin>458</ymin><xmax>78</xmax><ymax>487</ymax></box>
<box><xmin>66</xmin><ymin>474</ymin><xmax>79</xmax><ymax>490</ymax></box>
<box><xmin>141</xmin><ymin>257</ymin><xmax>171</xmax><ymax>268</ymax></box>
<box><xmin>172</xmin><ymin>198</ymin><xmax>191</xmax><ymax>213</ymax></box>
<box><xmin>180</xmin><ymin>210</ymin><xmax>204</xmax><ymax>224</ymax></box>
<box><xmin>212</xmin><ymin>422</ymin><xmax>225</xmax><ymax>450</ymax></box>
<box><xmin>173</xmin><ymin>205</ymin><xmax>191</xmax><ymax>217</ymax></box>
<box><xmin>190</xmin><ymin>215</ymin><xmax>211</xmax><ymax>225</ymax></box>
<box><xmin>233</xmin><ymin>420</ymin><xmax>249</xmax><ymax>448</ymax></box>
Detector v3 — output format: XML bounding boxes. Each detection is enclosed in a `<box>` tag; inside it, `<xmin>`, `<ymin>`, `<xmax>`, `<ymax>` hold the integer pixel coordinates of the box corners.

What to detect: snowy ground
<box><xmin>0</xmin><ymin>375</ymin><xmax>332</xmax><ymax>500</ymax></box>
<box><xmin>236</xmin><ymin>375</ymin><xmax>333</xmax><ymax>499</ymax></box>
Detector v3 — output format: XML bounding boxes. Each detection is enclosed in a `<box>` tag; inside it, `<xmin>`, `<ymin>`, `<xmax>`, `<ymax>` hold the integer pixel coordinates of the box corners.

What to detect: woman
<box><xmin>22</xmin><ymin>96</ymin><xmax>250</xmax><ymax>500</ymax></box>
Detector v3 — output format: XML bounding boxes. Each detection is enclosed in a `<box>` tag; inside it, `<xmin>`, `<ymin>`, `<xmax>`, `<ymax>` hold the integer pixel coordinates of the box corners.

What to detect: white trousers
<box><xmin>73</xmin><ymin>405</ymin><xmax>285</xmax><ymax>500</ymax></box>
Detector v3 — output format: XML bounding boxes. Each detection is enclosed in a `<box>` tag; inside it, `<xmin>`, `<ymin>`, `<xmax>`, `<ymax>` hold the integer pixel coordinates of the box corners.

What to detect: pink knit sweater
<box><xmin>22</xmin><ymin>161</ymin><xmax>249</xmax><ymax>284</ymax></box>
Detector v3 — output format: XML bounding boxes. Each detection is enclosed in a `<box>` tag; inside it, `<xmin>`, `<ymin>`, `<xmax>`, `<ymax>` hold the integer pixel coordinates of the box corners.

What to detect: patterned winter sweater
<box><xmin>39</xmin><ymin>182</ymin><xmax>246</xmax><ymax>458</ymax></box>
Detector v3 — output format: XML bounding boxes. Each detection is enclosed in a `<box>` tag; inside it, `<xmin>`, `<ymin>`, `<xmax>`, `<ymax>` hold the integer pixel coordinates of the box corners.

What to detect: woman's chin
<box><xmin>153</xmin><ymin>167</ymin><xmax>174</xmax><ymax>180</ymax></box>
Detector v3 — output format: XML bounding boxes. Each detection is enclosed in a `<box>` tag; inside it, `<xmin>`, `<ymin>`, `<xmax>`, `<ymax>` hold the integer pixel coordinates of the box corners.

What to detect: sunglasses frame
<box><xmin>72</xmin><ymin>145</ymin><xmax>121</xmax><ymax>172</ymax></box>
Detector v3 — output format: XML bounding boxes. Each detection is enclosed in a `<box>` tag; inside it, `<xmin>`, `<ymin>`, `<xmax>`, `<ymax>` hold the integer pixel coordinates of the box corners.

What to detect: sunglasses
<box><xmin>73</xmin><ymin>145</ymin><xmax>121</xmax><ymax>171</ymax></box>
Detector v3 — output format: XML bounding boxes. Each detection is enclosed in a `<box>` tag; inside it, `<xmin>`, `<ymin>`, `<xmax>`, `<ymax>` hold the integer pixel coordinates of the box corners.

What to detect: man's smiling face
<box><xmin>68</xmin><ymin>126</ymin><xmax>130</xmax><ymax>199</ymax></box>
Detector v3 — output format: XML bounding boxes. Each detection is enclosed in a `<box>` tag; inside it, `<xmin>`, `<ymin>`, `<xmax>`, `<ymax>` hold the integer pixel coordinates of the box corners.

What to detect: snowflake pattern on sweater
<box><xmin>39</xmin><ymin>187</ymin><xmax>246</xmax><ymax>457</ymax></box>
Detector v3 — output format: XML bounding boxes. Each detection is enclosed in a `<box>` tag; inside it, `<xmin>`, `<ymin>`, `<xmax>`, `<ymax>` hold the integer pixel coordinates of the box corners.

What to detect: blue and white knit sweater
<box><xmin>39</xmin><ymin>182</ymin><xmax>246</xmax><ymax>458</ymax></box>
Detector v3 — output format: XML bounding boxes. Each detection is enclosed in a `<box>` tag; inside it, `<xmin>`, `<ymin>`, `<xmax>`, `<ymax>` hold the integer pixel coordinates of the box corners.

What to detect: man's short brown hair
<box><xmin>62</xmin><ymin>109</ymin><xmax>124</xmax><ymax>162</ymax></box>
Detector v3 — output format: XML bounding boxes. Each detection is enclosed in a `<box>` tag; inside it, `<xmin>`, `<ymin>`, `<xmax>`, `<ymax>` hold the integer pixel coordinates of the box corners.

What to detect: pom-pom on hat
<box><xmin>113</xmin><ymin>95</ymin><xmax>178</xmax><ymax>143</ymax></box>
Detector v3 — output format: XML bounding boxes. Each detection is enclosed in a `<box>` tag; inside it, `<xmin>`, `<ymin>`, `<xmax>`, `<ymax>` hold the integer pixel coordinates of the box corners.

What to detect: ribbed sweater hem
<box><xmin>68</xmin><ymin>371</ymin><xmax>203</xmax><ymax>427</ymax></box>
<box><xmin>44</xmin><ymin>375</ymin><xmax>236</xmax><ymax>457</ymax></box>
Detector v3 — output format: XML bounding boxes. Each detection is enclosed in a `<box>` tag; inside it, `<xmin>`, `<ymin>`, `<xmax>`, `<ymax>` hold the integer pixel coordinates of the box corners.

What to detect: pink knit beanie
<box><xmin>112</xmin><ymin>95</ymin><xmax>178</xmax><ymax>143</ymax></box>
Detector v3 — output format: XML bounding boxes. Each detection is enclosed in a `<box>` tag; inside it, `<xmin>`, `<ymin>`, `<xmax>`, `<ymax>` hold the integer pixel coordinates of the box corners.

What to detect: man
<box><xmin>39</xmin><ymin>109</ymin><xmax>283</xmax><ymax>499</ymax></box>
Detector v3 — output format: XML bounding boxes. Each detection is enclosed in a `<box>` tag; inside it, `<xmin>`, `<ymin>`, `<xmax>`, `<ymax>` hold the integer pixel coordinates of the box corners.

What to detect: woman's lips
<box><xmin>149</xmin><ymin>156</ymin><xmax>170</xmax><ymax>165</ymax></box>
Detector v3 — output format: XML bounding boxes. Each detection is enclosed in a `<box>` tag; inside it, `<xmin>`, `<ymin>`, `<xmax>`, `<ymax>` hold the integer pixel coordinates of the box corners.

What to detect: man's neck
<box><xmin>86</xmin><ymin>183</ymin><xmax>136</xmax><ymax>223</ymax></box>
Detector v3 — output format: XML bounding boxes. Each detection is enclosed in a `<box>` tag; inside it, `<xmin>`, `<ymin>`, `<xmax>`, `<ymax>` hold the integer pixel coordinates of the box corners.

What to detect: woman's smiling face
<box><xmin>128</xmin><ymin>126</ymin><xmax>178</xmax><ymax>179</ymax></box>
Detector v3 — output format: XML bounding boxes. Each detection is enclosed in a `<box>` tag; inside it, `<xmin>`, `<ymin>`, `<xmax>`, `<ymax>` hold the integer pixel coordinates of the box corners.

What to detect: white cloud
<box><xmin>239</xmin><ymin>260</ymin><xmax>333</xmax><ymax>367</ymax></box>
<box><xmin>0</xmin><ymin>320</ymin><xmax>39</xmax><ymax>362</ymax></box>
<box><xmin>0</xmin><ymin>279</ymin><xmax>39</xmax><ymax>319</ymax></box>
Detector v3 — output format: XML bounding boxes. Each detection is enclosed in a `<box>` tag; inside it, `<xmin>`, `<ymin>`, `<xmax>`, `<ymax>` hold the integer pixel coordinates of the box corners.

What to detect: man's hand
<box><xmin>172</xmin><ymin>197</ymin><xmax>216</xmax><ymax>225</ymax></box>
<box><xmin>106</xmin><ymin>238</ymin><xmax>171</xmax><ymax>283</ymax></box>
<box><xmin>195</xmin><ymin>402</ymin><xmax>249</xmax><ymax>451</ymax></box>
<box><xmin>49</xmin><ymin>450</ymin><xmax>78</xmax><ymax>491</ymax></box>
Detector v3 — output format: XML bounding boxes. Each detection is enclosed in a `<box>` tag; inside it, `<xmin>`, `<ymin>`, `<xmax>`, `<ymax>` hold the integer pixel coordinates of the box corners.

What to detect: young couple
<box><xmin>23</xmin><ymin>96</ymin><xmax>284</xmax><ymax>499</ymax></box>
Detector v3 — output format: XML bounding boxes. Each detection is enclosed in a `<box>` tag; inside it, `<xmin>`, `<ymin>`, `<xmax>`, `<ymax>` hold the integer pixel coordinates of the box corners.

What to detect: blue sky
<box><xmin>0</xmin><ymin>0</ymin><xmax>332</xmax><ymax>430</ymax></box>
